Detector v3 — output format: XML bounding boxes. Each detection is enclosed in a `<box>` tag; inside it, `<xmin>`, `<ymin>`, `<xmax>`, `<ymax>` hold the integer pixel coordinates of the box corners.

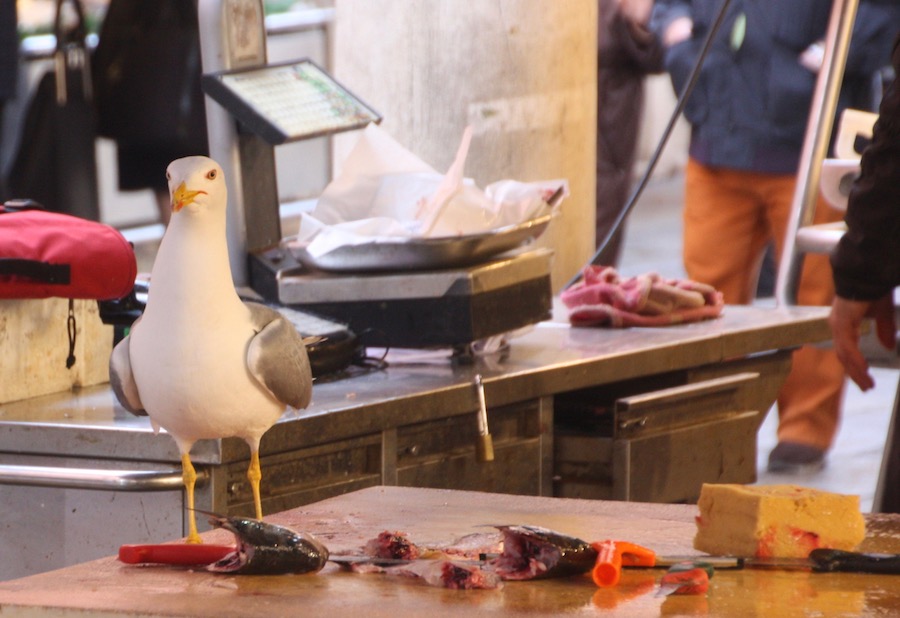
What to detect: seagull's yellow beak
<box><xmin>171</xmin><ymin>182</ymin><xmax>207</xmax><ymax>212</ymax></box>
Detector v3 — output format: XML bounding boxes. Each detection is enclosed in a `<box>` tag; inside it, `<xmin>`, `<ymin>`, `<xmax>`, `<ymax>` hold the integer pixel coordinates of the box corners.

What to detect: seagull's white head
<box><xmin>166</xmin><ymin>156</ymin><xmax>227</xmax><ymax>215</ymax></box>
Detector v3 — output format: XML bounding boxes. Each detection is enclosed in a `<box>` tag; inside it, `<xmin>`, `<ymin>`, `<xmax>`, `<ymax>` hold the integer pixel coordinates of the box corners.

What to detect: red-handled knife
<box><xmin>118</xmin><ymin>544</ymin><xmax>235</xmax><ymax>566</ymax></box>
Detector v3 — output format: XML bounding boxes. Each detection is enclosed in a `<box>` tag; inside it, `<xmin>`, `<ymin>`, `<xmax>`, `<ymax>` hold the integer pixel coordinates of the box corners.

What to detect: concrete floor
<box><xmin>617</xmin><ymin>172</ymin><xmax>899</xmax><ymax>512</ymax></box>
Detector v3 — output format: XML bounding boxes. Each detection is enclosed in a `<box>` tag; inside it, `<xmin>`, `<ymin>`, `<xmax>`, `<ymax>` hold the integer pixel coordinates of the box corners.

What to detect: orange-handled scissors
<box><xmin>590</xmin><ymin>540</ymin><xmax>657</xmax><ymax>587</ymax></box>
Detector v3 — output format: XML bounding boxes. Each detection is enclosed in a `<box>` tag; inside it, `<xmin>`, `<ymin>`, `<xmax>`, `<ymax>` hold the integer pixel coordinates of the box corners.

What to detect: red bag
<box><xmin>0</xmin><ymin>200</ymin><xmax>136</xmax><ymax>300</ymax></box>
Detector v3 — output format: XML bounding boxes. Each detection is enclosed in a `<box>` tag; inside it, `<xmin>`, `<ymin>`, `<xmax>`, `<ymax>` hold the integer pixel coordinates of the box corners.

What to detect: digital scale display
<box><xmin>201</xmin><ymin>59</ymin><xmax>381</xmax><ymax>144</ymax></box>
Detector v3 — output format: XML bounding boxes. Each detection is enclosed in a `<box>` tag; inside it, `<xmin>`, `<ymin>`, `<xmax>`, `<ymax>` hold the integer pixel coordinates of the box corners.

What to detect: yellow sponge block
<box><xmin>693</xmin><ymin>484</ymin><xmax>866</xmax><ymax>558</ymax></box>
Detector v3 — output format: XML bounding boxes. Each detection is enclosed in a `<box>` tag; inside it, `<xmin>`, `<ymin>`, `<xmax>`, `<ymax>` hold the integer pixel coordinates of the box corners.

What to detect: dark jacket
<box><xmin>831</xmin><ymin>34</ymin><xmax>900</xmax><ymax>301</ymax></box>
<box><xmin>650</xmin><ymin>0</ymin><xmax>900</xmax><ymax>174</ymax></box>
<box><xmin>0</xmin><ymin>2</ymin><xmax>16</xmax><ymax>102</ymax></box>
<box><xmin>596</xmin><ymin>0</ymin><xmax>664</xmax><ymax>260</ymax></box>
<box><xmin>92</xmin><ymin>0</ymin><xmax>208</xmax><ymax>192</ymax></box>
<box><xmin>599</xmin><ymin>0</ymin><xmax>665</xmax><ymax>158</ymax></box>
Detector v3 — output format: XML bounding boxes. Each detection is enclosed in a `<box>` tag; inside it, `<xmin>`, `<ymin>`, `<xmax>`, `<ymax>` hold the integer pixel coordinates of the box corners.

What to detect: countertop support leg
<box><xmin>873</xmin><ymin>381</ymin><xmax>900</xmax><ymax>513</ymax></box>
<box><xmin>538</xmin><ymin>396</ymin><xmax>554</xmax><ymax>497</ymax></box>
<box><xmin>381</xmin><ymin>428</ymin><xmax>398</xmax><ymax>486</ymax></box>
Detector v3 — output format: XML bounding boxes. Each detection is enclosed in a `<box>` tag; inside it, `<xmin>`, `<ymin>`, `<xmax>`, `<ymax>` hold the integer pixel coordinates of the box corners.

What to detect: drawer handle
<box><xmin>0</xmin><ymin>464</ymin><xmax>208</xmax><ymax>492</ymax></box>
<box><xmin>474</xmin><ymin>374</ymin><xmax>494</xmax><ymax>463</ymax></box>
<box><xmin>616</xmin><ymin>372</ymin><xmax>760</xmax><ymax>413</ymax></box>
<box><xmin>619</xmin><ymin>417</ymin><xmax>648</xmax><ymax>431</ymax></box>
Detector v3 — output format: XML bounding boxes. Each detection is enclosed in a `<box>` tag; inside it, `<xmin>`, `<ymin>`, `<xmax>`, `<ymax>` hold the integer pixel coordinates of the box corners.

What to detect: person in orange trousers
<box><xmin>683</xmin><ymin>160</ymin><xmax>847</xmax><ymax>469</ymax></box>
<box><xmin>651</xmin><ymin>0</ymin><xmax>900</xmax><ymax>471</ymax></box>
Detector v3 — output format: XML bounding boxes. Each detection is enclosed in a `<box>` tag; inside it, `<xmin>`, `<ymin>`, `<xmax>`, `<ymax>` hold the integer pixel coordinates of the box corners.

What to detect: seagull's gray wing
<box><xmin>245</xmin><ymin>302</ymin><xmax>313</xmax><ymax>410</ymax></box>
<box><xmin>109</xmin><ymin>325</ymin><xmax>146</xmax><ymax>416</ymax></box>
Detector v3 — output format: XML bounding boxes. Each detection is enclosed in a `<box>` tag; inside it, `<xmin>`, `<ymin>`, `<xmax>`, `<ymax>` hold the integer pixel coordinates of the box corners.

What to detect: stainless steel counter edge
<box><xmin>0</xmin><ymin>305</ymin><xmax>831</xmax><ymax>464</ymax></box>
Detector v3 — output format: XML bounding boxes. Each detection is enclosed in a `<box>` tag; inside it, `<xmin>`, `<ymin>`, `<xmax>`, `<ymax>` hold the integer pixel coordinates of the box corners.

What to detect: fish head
<box><xmin>206</xmin><ymin>514</ymin><xmax>329</xmax><ymax>575</ymax></box>
<box><xmin>490</xmin><ymin>524</ymin><xmax>598</xmax><ymax>581</ymax></box>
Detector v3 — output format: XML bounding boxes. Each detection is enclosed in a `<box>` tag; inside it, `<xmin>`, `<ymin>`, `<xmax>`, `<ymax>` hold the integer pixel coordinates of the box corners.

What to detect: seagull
<box><xmin>109</xmin><ymin>156</ymin><xmax>313</xmax><ymax>543</ymax></box>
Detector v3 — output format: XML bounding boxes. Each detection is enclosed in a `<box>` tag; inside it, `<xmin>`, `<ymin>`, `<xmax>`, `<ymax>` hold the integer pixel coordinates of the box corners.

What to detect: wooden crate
<box><xmin>0</xmin><ymin>298</ymin><xmax>113</xmax><ymax>404</ymax></box>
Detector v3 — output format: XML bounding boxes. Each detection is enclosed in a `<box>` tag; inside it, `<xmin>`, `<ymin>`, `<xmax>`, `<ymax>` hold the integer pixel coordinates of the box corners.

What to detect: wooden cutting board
<box><xmin>1</xmin><ymin>486</ymin><xmax>898</xmax><ymax>617</ymax></box>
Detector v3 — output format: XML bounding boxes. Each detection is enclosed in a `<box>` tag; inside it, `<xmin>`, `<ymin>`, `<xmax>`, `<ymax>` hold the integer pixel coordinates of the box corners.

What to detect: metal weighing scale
<box><xmin>198</xmin><ymin>0</ymin><xmax>553</xmax><ymax>350</ymax></box>
<box><xmin>252</xmin><ymin>247</ymin><xmax>553</xmax><ymax>350</ymax></box>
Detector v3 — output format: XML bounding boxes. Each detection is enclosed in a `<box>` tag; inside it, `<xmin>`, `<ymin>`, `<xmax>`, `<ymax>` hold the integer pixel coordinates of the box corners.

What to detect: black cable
<box><xmin>565</xmin><ymin>0</ymin><xmax>734</xmax><ymax>290</ymax></box>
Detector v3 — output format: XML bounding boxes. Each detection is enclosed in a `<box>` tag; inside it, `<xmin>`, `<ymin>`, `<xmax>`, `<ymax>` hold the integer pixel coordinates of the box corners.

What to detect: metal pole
<box><xmin>0</xmin><ymin>465</ymin><xmax>208</xmax><ymax>491</ymax></box>
<box><xmin>198</xmin><ymin>0</ymin><xmax>279</xmax><ymax>287</ymax></box>
<box><xmin>775</xmin><ymin>0</ymin><xmax>858</xmax><ymax>306</ymax></box>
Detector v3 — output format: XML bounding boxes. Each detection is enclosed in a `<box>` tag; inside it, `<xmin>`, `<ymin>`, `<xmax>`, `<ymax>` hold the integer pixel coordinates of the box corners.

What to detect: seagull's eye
<box><xmin>206</xmin><ymin>169</ymin><xmax>217</xmax><ymax>180</ymax></box>
<box><xmin>166</xmin><ymin>172</ymin><xmax>171</xmax><ymax>181</ymax></box>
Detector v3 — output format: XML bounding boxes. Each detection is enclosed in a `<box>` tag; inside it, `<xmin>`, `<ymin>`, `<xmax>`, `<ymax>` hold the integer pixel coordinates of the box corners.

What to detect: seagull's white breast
<box><xmin>127</xmin><ymin>202</ymin><xmax>284</xmax><ymax>449</ymax></box>
<box><xmin>129</xmin><ymin>301</ymin><xmax>283</xmax><ymax>446</ymax></box>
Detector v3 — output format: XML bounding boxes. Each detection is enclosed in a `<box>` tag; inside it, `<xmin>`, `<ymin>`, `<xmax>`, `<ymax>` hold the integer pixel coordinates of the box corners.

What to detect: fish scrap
<box><xmin>364</xmin><ymin>530</ymin><xmax>421</xmax><ymax>560</ymax></box>
<box><xmin>395</xmin><ymin>560</ymin><xmax>503</xmax><ymax>590</ymax></box>
<box><xmin>205</xmin><ymin>514</ymin><xmax>329</xmax><ymax>575</ymax></box>
<box><xmin>335</xmin><ymin>525</ymin><xmax>598</xmax><ymax>588</ymax></box>
<box><xmin>489</xmin><ymin>524</ymin><xmax>598</xmax><ymax>580</ymax></box>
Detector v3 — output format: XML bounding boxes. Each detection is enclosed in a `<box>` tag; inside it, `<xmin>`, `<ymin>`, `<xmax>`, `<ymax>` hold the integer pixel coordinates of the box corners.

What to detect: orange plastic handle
<box><xmin>590</xmin><ymin>540</ymin><xmax>657</xmax><ymax>587</ymax></box>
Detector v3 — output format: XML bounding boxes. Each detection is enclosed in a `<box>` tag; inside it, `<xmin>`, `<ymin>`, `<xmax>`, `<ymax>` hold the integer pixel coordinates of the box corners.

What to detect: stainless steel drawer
<box><xmin>554</xmin><ymin>351</ymin><xmax>793</xmax><ymax>503</ymax></box>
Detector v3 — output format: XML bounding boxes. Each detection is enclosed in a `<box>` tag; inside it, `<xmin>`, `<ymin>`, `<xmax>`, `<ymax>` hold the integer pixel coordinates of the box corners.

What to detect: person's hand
<box><xmin>829</xmin><ymin>294</ymin><xmax>897</xmax><ymax>391</ymax></box>
<box><xmin>617</xmin><ymin>0</ymin><xmax>654</xmax><ymax>26</ymax></box>
<box><xmin>662</xmin><ymin>16</ymin><xmax>693</xmax><ymax>47</ymax></box>
<box><xmin>799</xmin><ymin>40</ymin><xmax>825</xmax><ymax>73</ymax></box>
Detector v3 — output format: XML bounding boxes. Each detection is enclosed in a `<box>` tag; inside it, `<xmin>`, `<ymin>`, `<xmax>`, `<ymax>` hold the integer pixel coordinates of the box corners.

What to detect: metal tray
<box><xmin>286</xmin><ymin>211</ymin><xmax>554</xmax><ymax>273</ymax></box>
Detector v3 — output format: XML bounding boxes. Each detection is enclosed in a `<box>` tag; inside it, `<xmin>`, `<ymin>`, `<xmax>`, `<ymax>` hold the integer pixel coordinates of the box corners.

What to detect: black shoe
<box><xmin>767</xmin><ymin>441</ymin><xmax>826</xmax><ymax>474</ymax></box>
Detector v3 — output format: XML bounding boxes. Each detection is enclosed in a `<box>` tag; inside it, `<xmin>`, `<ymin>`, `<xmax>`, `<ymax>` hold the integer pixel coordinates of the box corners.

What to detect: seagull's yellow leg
<box><xmin>181</xmin><ymin>453</ymin><xmax>202</xmax><ymax>544</ymax></box>
<box><xmin>248</xmin><ymin>451</ymin><xmax>264</xmax><ymax>520</ymax></box>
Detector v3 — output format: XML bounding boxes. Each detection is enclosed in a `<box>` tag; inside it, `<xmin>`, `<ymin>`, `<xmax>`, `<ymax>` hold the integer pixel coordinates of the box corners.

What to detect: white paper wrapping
<box><xmin>293</xmin><ymin>124</ymin><xmax>567</xmax><ymax>258</ymax></box>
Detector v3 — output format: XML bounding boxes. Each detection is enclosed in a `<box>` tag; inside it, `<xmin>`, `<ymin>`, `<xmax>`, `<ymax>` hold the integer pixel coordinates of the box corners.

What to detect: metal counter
<box><xmin>0</xmin><ymin>305</ymin><xmax>832</xmax><ymax>579</ymax></box>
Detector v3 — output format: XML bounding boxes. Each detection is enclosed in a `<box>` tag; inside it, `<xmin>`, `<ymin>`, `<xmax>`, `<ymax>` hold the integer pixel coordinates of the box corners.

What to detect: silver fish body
<box><xmin>206</xmin><ymin>515</ymin><xmax>329</xmax><ymax>575</ymax></box>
